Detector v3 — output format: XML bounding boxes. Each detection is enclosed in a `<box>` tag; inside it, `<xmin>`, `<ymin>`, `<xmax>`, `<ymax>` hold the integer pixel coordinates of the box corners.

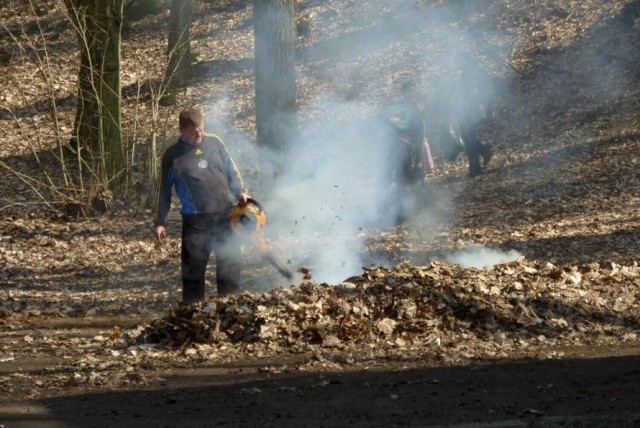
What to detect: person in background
<box><xmin>384</xmin><ymin>80</ymin><xmax>433</xmax><ymax>223</ymax></box>
<box><xmin>387</xmin><ymin>80</ymin><xmax>432</xmax><ymax>186</ymax></box>
<box><xmin>446</xmin><ymin>52</ymin><xmax>494</xmax><ymax>177</ymax></box>
<box><xmin>153</xmin><ymin>107</ymin><xmax>249</xmax><ymax>303</ymax></box>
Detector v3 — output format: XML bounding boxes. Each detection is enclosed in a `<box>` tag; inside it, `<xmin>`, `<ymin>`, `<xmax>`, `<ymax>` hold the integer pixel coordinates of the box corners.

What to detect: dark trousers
<box><xmin>388</xmin><ymin>136</ymin><xmax>426</xmax><ymax>224</ymax></box>
<box><xmin>460</xmin><ymin>122</ymin><xmax>491</xmax><ymax>177</ymax></box>
<box><xmin>181</xmin><ymin>213</ymin><xmax>241</xmax><ymax>303</ymax></box>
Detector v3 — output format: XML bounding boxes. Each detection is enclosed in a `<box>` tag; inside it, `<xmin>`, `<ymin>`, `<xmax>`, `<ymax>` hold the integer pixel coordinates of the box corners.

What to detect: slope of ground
<box><xmin>1</xmin><ymin>0</ymin><xmax>640</xmax><ymax>427</ymax></box>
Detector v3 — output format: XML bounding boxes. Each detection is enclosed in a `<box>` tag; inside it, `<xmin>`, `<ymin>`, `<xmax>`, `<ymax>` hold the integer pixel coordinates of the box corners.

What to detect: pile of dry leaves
<box><xmin>117</xmin><ymin>259</ymin><xmax>639</xmax><ymax>366</ymax></box>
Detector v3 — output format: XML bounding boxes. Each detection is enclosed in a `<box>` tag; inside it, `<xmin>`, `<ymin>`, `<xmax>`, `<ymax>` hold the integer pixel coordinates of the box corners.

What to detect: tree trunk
<box><xmin>65</xmin><ymin>0</ymin><xmax>125</xmax><ymax>199</ymax></box>
<box><xmin>253</xmin><ymin>0</ymin><xmax>299</xmax><ymax>187</ymax></box>
<box><xmin>100</xmin><ymin>0</ymin><xmax>125</xmax><ymax>192</ymax></box>
<box><xmin>65</xmin><ymin>0</ymin><xmax>97</xmax><ymax>159</ymax></box>
<box><xmin>167</xmin><ymin>0</ymin><xmax>193</xmax><ymax>86</ymax></box>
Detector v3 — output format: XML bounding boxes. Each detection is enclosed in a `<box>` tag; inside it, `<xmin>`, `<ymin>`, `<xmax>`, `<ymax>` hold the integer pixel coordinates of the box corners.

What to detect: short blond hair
<box><xmin>179</xmin><ymin>107</ymin><xmax>203</xmax><ymax>128</ymax></box>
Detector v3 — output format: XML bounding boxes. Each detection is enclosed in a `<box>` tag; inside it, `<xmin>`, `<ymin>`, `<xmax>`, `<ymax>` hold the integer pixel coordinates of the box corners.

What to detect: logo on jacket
<box><xmin>198</xmin><ymin>158</ymin><xmax>208</xmax><ymax>169</ymax></box>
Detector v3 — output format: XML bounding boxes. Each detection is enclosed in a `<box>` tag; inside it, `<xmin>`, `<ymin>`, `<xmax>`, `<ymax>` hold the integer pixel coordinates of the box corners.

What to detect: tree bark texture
<box><xmin>65</xmin><ymin>0</ymin><xmax>125</xmax><ymax>194</ymax></box>
<box><xmin>253</xmin><ymin>0</ymin><xmax>299</xmax><ymax>185</ymax></box>
<box><xmin>167</xmin><ymin>0</ymin><xmax>193</xmax><ymax>85</ymax></box>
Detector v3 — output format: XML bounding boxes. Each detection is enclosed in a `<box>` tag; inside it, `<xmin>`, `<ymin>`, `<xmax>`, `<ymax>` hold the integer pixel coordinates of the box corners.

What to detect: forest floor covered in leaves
<box><xmin>1</xmin><ymin>0</ymin><xmax>640</xmax><ymax>427</ymax></box>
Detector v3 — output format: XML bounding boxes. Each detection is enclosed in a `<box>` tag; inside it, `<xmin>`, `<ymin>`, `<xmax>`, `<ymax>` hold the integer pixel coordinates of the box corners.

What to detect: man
<box><xmin>387</xmin><ymin>81</ymin><xmax>431</xmax><ymax>186</ymax></box>
<box><xmin>383</xmin><ymin>81</ymin><xmax>432</xmax><ymax>224</ymax></box>
<box><xmin>153</xmin><ymin>107</ymin><xmax>249</xmax><ymax>303</ymax></box>
<box><xmin>447</xmin><ymin>52</ymin><xmax>494</xmax><ymax>177</ymax></box>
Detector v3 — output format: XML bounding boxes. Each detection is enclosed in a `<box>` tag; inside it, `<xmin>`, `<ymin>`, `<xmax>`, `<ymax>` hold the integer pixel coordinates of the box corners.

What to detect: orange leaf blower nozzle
<box><xmin>229</xmin><ymin>198</ymin><xmax>293</xmax><ymax>280</ymax></box>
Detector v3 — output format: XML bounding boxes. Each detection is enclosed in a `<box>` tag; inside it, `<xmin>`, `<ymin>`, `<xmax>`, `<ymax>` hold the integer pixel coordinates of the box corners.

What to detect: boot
<box><xmin>182</xmin><ymin>280</ymin><xmax>205</xmax><ymax>304</ymax></box>
<box><xmin>468</xmin><ymin>156</ymin><xmax>482</xmax><ymax>178</ymax></box>
<box><xmin>481</xmin><ymin>144</ymin><xmax>493</xmax><ymax>167</ymax></box>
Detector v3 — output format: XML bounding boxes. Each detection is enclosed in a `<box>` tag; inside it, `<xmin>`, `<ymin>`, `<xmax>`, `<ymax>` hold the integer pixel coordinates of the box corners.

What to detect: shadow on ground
<box><xmin>2</xmin><ymin>352</ymin><xmax>639</xmax><ymax>427</ymax></box>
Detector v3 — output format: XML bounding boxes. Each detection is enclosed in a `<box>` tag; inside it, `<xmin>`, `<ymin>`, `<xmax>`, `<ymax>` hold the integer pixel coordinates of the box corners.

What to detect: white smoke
<box><xmin>207</xmin><ymin>0</ymin><xmax>512</xmax><ymax>285</ymax></box>
<box><xmin>444</xmin><ymin>245</ymin><xmax>521</xmax><ymax>269</ymax></box>
<box><xmin>262</xmin><ymin>98</ymin><xmax>400</xmax><ymax>283</ymax></box>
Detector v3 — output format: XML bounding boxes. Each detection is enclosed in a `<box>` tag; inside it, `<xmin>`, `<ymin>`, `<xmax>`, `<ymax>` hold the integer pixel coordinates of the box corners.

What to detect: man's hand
<box><xmin>239</xmin><ymin>192</ymin><xmax>249</xmax><ymax>204</ymax></box>
<box><xmin>154</xmin><ymin>225</ymin><xmax>167</xmax><ymax>245</ymax></box>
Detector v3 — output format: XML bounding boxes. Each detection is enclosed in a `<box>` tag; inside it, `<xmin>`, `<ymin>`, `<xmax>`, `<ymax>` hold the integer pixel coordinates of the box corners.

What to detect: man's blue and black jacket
<box><xmin>153</xmin><ymin>133</ymin><xmax>245</xmax><ymax>227</ymax></box>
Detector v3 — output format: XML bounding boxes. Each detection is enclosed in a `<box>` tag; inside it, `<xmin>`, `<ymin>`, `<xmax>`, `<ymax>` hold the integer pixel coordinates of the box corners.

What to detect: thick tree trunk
<box><xmin>253</xmin><ymin>0</ymin><xmax>299</xmax><ymax>187</ymax></box>
<box><xmin>99</xmin><ymin>0</ymin><xmax>125</xmax><ymax>191</ymax></box>
<box><xmin>167</xmin><ymin>0</ymin><xmax>193</xmax><ymax>86</ymax></box>
<box><xmin>66</xmin><ymin>0</ymin><xmax>97</xmax><ymax>157</ymax></box>
<box><xmin>65</xmin><ymin>0</ymin><xmax>125</xmax><ymax>198</ymax></box>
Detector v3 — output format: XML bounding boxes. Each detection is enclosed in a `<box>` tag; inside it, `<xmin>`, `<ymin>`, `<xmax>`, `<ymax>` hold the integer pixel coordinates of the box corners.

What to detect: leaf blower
<box><xmin>229</xmin><ymin>198</ymin><xmax>293</xmax><ymax>280</ymax></box>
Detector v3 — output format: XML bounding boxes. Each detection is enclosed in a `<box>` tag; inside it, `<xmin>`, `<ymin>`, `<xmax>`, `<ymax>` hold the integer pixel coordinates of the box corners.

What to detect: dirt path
<box><xmin>2</xmin><ymin>330</ymin><xmax>639</xmax><ymax>427</ymax></box>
